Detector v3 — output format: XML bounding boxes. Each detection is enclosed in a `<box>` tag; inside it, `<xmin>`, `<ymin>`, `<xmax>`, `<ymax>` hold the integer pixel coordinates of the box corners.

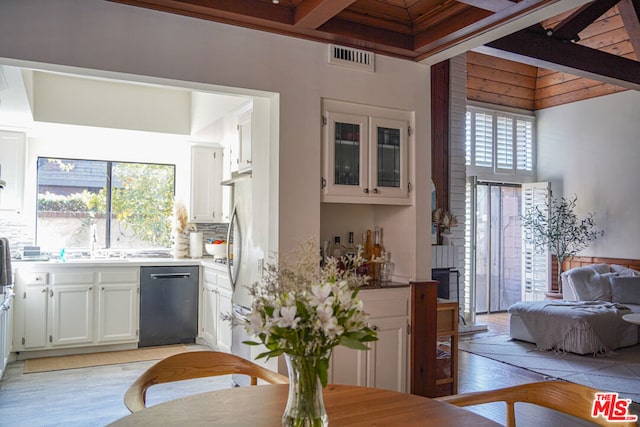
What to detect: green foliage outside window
<box><xmin>38</xmin><ymin>159</ymin><xmax>175</xmax><ymax>249</ymax></box>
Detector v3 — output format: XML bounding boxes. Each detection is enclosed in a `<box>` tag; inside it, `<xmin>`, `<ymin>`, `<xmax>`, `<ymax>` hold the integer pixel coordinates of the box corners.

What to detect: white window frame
<box><xmin>466</xmin><ymin>104</ymin><xmax>536</xmax><ymax>180</ymax></box>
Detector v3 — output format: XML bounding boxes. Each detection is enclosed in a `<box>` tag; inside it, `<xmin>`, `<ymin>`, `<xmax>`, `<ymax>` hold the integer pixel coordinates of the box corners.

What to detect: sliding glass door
<box><xmin>474</xmin><ymin>182</ymin><xmax>523</xmax><ymax>313</ymax></box>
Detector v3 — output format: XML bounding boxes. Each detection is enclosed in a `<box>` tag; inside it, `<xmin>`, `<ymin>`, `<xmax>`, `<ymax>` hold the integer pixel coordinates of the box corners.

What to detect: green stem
<box><xmin>283</xmin><ymin>355</ymin><xmax>327</xmax><ymax>427</ymax></box>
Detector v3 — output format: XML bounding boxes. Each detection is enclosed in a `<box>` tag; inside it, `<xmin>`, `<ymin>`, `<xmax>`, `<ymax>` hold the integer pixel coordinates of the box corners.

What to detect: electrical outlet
<box><xmin>257</xmin><ymin>258</ymin><xmax>264</xmax><ymax>277</ymax></box>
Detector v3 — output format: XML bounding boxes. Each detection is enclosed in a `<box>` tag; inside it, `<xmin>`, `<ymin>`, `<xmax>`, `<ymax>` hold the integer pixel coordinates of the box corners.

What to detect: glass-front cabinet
<box><xmin>322</xmin><ymin>99</ymin><xmax>412</xmax><ymax>204</ymax></box>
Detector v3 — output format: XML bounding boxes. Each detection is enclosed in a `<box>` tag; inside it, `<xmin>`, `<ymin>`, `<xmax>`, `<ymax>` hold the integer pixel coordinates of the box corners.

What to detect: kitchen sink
<box><xmin>53</xmin><ymin>258</ymin><xmax>132</xmax><ymax>264</ymax></box>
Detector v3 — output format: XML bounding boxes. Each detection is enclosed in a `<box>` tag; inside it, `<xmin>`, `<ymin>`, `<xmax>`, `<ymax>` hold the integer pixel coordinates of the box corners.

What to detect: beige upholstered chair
<box><xmin>436</xmin><ymin>381</ymin><xmax>637</xmax><ymax>427</ymax></box>
<box><xmin>124</xmin><ymin>350</ymin><xmax>288</xmax><ymax>413</ymax></box>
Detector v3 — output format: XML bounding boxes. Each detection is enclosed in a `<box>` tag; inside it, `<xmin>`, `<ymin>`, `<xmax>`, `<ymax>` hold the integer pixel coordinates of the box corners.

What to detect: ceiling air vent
<box><xmin>328</xmin><ymin>44</ymin><xmax>375</xmax><ymax>72</ymax></box>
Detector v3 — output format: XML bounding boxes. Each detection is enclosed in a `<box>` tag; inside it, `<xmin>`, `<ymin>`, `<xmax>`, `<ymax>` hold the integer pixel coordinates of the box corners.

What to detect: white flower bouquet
<box><xmin>241</xmin><ymin>240</ymin><xmax>378</xmax><ymax>387</ymax></box>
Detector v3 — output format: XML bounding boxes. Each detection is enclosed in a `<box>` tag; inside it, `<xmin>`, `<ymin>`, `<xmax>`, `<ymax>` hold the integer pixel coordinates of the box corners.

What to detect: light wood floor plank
<box><xmin>1</xmin><ymin>316</ymin><xmax>637</xmax><ymax>426</ymax></box>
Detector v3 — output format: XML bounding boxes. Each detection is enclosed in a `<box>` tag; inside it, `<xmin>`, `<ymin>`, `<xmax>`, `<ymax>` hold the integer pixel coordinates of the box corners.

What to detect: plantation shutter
<box><xmin>516</xmin><ymin>119</ymin><xmax>534</xmax><ymax>172</ymax></box>
<box><xmin>495</xmin><ymin>114</ymin><xmax>514</xmax><ymax>172</ymax></box>
<box><xmin>473</xmin><ymin>112</ymin><xmax>493</xmax><ymax>168</ymax></box>
<box><xmin>521</xmin><ymin>182</ymin><xmax>550</xmax><ymax>301</ymax></box>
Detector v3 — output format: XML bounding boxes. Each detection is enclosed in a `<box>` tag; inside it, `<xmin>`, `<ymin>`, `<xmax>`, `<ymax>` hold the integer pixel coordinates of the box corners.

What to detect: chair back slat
<box><xmin>437</xmin><ymin>381</ymin><xmax>637</xmax><ymax>427</ymax></box>
<box><xmin>124</xmin><ymin>351</ymin><xmax>288</xmax><ymax>413</ymax></box>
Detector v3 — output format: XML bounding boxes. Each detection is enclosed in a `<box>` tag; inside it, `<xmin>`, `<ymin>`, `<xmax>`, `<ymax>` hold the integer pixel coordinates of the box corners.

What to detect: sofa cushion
<box><xmin>562</xmin><ymin>264</ymin><xmax>611</xmax><ymax>301</ymax></box>
<box><xmin>610</xmin><ymin>276</ymin><xmax>640</xmax><ymax>305</ymax></box>
<box><xmin>564</xmin><ymin>264</ymin><xmax>613</xmax><ymax>301</ymax></box>
<box><xmin>611</xmin><ymin>264</ymin><xmax>640</xmax><ymax>277</ymax></box>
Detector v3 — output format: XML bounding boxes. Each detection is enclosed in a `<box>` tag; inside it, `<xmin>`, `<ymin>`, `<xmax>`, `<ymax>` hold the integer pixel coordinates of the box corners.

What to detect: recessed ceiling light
<box><xmin>272</xmin><ymin>0</ymin><xmax>279</xmax><ymax>4</ymax></box>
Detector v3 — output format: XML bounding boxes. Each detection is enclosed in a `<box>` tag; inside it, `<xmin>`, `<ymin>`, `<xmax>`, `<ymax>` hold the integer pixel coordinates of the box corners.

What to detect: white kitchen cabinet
<box><xmin>365</xmin><ymin>315</ymin><xmax>407</xmax><ymax>391</ymax></box>
<box><xmin>202</xmin><ymin>277</ymin><xmax>217</xmax><ymax>345</ymax></box>
<box><xmin>215</xmin><ymin>273</ymin><xmax>232</xmax><ymax>352</ymax></box>
<box><xmin>321</xmin><ymin>99</ymin><xmax>412</xmax><ymax>205</ymax></box>
<box><xmin>0</xmin><ymin>130</ymin><xmax>26</xmax><ymax>213</ymax></box>
<box><xmin>190</xmin><ymin>145</ymin><xmax>224</xmax><ymax>223</ymax></box>
<box><xmin>0</xmin><ymin>294</ymin><xmax>12</xmax><ymax>379</ymax></box>
<box><xmin>96</xmin><ymin>269</ymin><xmax>139</xmax><ymax>343</ymax></box>
<box><xmin>229</xmin><ymin>102</ymin><xmax>253</xmax><ymax>175</ymax></box>
<box><xmin>22</xmin><ymin>282</ymin><xmax>49</xmax><ymax>349</ymax></box>
<box><xmin>329</xmin><ymin>287</ymin><xmax>409</xmax><ymax>393</ymax></box>
<box><xmin>237</xmin><ymin>108</ymin><xmax>253</xmax><ymax>173</ymax></box>
<box><xmin>50</xmin><ymin>283</ymin><xmax>94</xmax><ymax>347</ymax></box>
<box><xmin>14</xmin><ymin>266</ymin><xmax>139</xmax><ymax>352</ymax></box>
<box><xmin>201</xmin><ymin>264</ymin><xmax>232</xmax><ymax>352</ymax></box>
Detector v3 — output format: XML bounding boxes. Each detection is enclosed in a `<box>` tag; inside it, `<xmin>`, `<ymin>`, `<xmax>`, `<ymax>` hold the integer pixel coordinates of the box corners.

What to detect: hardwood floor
<box><xmin>0</xmin><ymin>316</ymin><xmax>637</xmax><ymax>426</ymax></box>
<box><xmin>459</xmin><ymin>313</ymin><xmax>639</xmax><ymax>426</ymax></box>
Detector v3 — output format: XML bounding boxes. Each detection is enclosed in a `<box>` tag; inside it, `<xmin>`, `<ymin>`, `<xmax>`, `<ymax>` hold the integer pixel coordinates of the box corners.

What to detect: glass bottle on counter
<box><xmin>345</xmin><ymin>232</ymin><xmax>357</xmax><ymax>257</ymax></box>
<box><xmin>381</xmin><ymin>251</ymin><xmax>394</xmax><ymax>286</ymax></box>
<box><xmin>356</xmin><ymin>232</ymin><xmax>370</xmax><ymax>277</ymax></box>
<box><xmin>371</xmin><ymin>227</ymin><xmax>383</xmax><ymax>283</ymax></box>
<box><xmin>331</xmin><ymin>236</ymin><xmax>346</xmax><ymax>259</ymax></box>
<box><xmin>365</xmin><ymin>230</ymin><xmax>373</xmax><ymax>261</ymax></box>
<box><xmin>344</xmin><ymin>231</ymin><xmax>358</xmax><ymax>269</ymax></box>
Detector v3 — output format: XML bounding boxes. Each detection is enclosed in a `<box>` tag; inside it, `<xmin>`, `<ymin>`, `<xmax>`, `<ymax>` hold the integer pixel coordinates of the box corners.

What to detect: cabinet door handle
<box><xmin>372</xmin><ymin>188</ymin><xmax>379</xmax><ymax>194</ymax></box>
<box><xmin>364</xmin><ymin>188</ymin><xmax>369</xmax><ymax>194</ymax></box>
<box><xmin>371</xmin><ymin>325</ymin><xmax>378</xmax><ymax>331</ymax></box>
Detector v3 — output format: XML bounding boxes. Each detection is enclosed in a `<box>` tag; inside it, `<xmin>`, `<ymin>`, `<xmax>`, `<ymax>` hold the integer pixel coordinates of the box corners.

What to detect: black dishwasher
<box><xmin>139</xmin><ymin>265</ymin><xmax>199</xmax><ymax>347</ymax></box>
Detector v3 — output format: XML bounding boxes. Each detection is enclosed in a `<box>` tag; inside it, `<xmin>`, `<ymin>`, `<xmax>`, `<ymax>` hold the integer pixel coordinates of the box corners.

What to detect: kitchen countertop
<box><xmin>12</xmin><ymin>258</ymin><xmax>408</xmax><ymax>289</ymax></box>
<box><xmin>13</xmin><ymin>256</ymin><xmax>228</xmax><ymax>269</ymax></box>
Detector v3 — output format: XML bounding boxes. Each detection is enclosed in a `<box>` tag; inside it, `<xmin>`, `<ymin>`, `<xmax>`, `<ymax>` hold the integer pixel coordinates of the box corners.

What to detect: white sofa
<box><xmin>509</xmin><ymin>264</ymin><xmax>640</xmax><ymax>354</ymax></box>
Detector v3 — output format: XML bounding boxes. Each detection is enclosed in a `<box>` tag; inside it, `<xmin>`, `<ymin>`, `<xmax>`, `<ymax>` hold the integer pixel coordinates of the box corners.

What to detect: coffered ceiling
<box><xmin>109</xmin><ymin>0</ymin><xmax>640</xmax><ymax>90</ymax></box>
<box><xmin>107</xmin><ymin>0</ymin><xmax>561</xmax><ymax>61</ymax></box>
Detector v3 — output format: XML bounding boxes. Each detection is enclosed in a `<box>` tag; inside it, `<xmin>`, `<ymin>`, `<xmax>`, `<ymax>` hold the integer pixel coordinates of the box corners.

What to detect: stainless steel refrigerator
<box><xmin>225</xmin><ymin>173</ymin><xmax>257</xmax><ymax>385</ymax></box>
<box><xmin>226</xmin><ymin>173</ymin><xmax>255</xmax><ymax>310</ymax></box>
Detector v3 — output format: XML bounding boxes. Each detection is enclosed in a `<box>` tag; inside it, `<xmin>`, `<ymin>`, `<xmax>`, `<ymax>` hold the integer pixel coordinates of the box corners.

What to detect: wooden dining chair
<box><xmin>436</xmin><ymin>381</ymin><xmax>637</xmax><ymax>427</ymax></box>
<box><xmin>124</xmin><ymin>350</ymin><xmax>289</xmax><ymax>413</ymax></box>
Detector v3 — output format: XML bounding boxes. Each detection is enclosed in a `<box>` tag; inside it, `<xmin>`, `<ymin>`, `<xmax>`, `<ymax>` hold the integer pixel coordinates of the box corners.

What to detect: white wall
<box><xmin>0</xmin><ymin>0</ymin><xmax>432</xmax><ymax>279</ymax></box>
<box><xmin>537</xmin><ymin>90</ymin><xmax>640</xmax><ymax>259</ymax></box>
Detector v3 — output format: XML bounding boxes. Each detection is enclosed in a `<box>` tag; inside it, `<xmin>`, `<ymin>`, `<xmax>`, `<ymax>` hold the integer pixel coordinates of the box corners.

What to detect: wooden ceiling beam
<box><xmin>456</xmin><ymin>0</ymin><xmax>521</xmax><ymax>13</ymax></box>
<box><xmin>482</xmin><ymin>24</ymin><xmax>640</xmax><ymax>89</ymax></box>
<box><xmin>551</xmin><ymin>0</ymin><xmax>621</xmax><ymax>40</ymax></box>
<box><xmin>617</xmin><ymin>0</ymin><xmax>640</xmax><ymax>54</ymax></box>
<box><xmin>109</xmin><ymin>0</ymin><xmax>292</xmax><ymax>25</ymax></box>
<box><xmin>293</xmin><ymin>0</ymin><xmax>356</xmax><ymax>29</ymax></box>
<box><xmin>414</xmin><ymin>0</ymin><xmax>555</xmax><ymax>59</ymax></box>
<box><xmin>318</xmin><ymin>18</ymin><xmax>414</xmax><ymax>51</ymax></box>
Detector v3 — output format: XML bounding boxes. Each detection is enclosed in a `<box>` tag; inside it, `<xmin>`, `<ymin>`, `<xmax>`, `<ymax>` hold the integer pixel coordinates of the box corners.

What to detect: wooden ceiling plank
<box><xmin>318</xmin><ymin>17</ymin><xmax>415</xmax><ymax>50</ymax></box>
<box><xmin>482</xmin><ymin>25</ymin><xmax>640</xmax><ymax>90</ymax></box>
<box><xmin>468</xmin><ymin>51</ymin><xmax>539</xmax><ymax>77</ymax></box>
<box><xmin>293</xmin><ymin>0</ymin><xmax>356</xmax><ymax>29</ymax></box>
<box><xmin>617</xmin><ymin>0</ymin><xmax>640</xmax><ymax>54</ymax></box>
<box><xmin>534</xmin><ymin>83</ymin><xmax>626</xmax><ymax>109</ymax></box>
<box><xmin>338</xmin><ymin>10</ymin><xmax>414</xmax><ymax>34</ymax></box>
<box><xmin>551</xmin><ymin>0</ymin><xmax>622</xmax><ymax>41</ymax></box>
<box><xmin>110</xmin><ymin>0</ymin><xmax>292</xmax><ymax>24</ymax></box>
<box><xmin>457</xmin><ymin>0</ymin><xmax>520</xmax><ymax>13</ymax></box>
<box><xmin>413</xmin><ymin>0</ymin><xmax>555</xmax><ymax>59</ymax></box>
<box><xmin>414</xmin><ymin>7</ymin><xmax>492</xmax><ymax>49</ymax></box>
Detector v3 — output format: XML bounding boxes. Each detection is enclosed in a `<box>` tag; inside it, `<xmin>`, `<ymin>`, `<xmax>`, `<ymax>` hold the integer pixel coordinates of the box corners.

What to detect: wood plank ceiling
<box><xmin>109</xmin><ymin>0</ymin><xmax>640</xmax><ymax>110</ymax></box>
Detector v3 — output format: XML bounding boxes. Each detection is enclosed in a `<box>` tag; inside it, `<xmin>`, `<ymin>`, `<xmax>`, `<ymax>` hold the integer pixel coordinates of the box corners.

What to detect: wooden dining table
<box><xmin>109</xmin><ymin>383</ymin><xmax>501</xmax><ymax>426</ymax></box>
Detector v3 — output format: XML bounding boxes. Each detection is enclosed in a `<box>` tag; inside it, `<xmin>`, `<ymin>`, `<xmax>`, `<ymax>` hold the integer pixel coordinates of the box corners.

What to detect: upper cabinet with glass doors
<box><xmin>321</xmin><ymin>99</ymin><xmax>412</xmax><ymax>205</ymax></box>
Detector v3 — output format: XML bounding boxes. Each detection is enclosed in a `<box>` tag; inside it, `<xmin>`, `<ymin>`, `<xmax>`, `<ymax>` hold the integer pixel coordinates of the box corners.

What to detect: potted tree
<box><xmin>521</xmin><ymin>194</ymin><xmax>603</xmax><ymax>294</ymax></box>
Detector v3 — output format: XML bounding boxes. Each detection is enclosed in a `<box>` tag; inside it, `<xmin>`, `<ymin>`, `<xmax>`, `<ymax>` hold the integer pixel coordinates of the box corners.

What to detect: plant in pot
<box><xmin>521</xmin><ymin>194</ymin><xmax>603</xmax><ymax>294</ymax></box>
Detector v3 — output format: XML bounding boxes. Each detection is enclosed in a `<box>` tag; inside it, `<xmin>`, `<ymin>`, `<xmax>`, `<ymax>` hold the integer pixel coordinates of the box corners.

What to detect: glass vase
<box><xmin>282</xmin><ymin>354</ymin><xmax>328</xmax><ymax>427</ymax></box>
